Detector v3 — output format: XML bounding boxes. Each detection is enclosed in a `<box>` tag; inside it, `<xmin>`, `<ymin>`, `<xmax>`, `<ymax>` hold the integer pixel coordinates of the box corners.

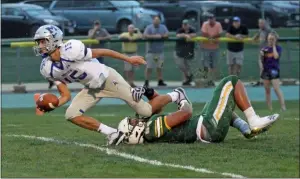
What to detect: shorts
<box><xmin>227</xmin><ymin>50</ymin><xmax>244</xmax><ymax>65</ymax></box>
<box><xmin>201</xmin><ymin>49</ymin><xmax>219</xmax><ymax>69</ymax></box>
<box><xmin>146</xmin><ymin>52</ymin><xmax>164</xmax><ymax>69</ymax></box>
<box><xmin>124</xmin><ymin>53</ymin><xmax>137</xmax><ymax>71</ymax></box>
<box><xmin>261</xmin><ymin>69</ymin><xmax>280</xmax><ymax>80</ymax></box>
<box><xmin>173</xmin><ymin>52</ymin><xmax>192</xmax><ymax>71</ymax></box>
<box><xmin>197</xmin><ymin>75</ymin><xmax>239</xmax><ymax>142</ymax></box>
<box><xmin>65</xmin><ymin>67</ymin><xmax>152</xmax><ymax>119</ymax></box>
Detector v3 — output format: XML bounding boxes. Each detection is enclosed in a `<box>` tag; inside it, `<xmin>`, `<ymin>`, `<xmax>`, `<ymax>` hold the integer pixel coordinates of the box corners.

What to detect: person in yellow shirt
<box><xmin>119</xmin><ymin>24</ymin><xmax>143</xmax><ymax>87</ymax></box>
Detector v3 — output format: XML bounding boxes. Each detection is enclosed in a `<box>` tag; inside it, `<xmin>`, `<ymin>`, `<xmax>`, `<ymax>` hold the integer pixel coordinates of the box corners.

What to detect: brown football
<box><xmin>36</xmin><ymin>93</ymin><xmax>59</xmax><ymax>111</ymax></box>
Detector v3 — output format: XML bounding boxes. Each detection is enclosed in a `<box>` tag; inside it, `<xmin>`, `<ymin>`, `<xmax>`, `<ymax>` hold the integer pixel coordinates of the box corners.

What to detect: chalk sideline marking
<box><xmin>6</xmin><ymin>134</ymin><xmax>246</xmax><ymax>178</ymax></box>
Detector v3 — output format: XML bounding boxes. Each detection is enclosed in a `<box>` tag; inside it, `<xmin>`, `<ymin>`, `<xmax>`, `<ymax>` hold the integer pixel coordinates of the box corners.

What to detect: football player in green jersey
<box><xmin>115</xmin><ymin>75</ymin><xmax>279</xmax><ymax>145</ymax></box>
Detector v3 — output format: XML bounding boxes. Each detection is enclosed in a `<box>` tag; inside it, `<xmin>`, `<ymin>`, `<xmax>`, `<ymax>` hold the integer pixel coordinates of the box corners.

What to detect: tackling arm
<box><xmin>164</xmin><ymin>101</ymin><xmax>192</xmax><ymax>128</ymax></box>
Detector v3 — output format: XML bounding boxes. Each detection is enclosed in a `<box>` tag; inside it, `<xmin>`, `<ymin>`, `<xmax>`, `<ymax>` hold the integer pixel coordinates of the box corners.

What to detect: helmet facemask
<box><xmin>118</xmin><ymin>117</ymin><xmax>146</xmax><ymax>145</ymax></box>
<box><xmin>33</xmin><ymin>36</ymin><xmax>56</xmax><ymax>56</ymax></box>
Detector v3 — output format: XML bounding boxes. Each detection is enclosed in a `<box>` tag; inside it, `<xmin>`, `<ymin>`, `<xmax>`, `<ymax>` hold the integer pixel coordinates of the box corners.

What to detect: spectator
<box><xmin>252</xmin><ymin>19</ymin><xmax>273</xmax><ymax>86</ymax></box>
<box><xmin>88</xmin><ymin>20</ymin><xmax>111</xmax><ymax>64</ymax></box>
<box><xmin>143</xmin><ymin>15</ymin><xmax>169</xmax><ymax>87</ymax></box>
<box><xmin>119</xmin><ymin>24</ymin><xmax>142</xmax><ymax>87</ymax></box>
<box><xmin>200</xmin><ymin>14</ymin><xmax>223</xmax><ymax>86</ymax></box>
<box><xmin>260</xmin><ymin>32</ymin><xmax>286</xmax><ymax>111</ymax></box>
<box><xmin>175</xmin><ymin>19</ymin><xmax>196</xmax><ymax>86</ymax></box>
<box><xmin>226</xmin><ymin>17</ymin><xmax>249</xmax><ymax>76</ymax></box>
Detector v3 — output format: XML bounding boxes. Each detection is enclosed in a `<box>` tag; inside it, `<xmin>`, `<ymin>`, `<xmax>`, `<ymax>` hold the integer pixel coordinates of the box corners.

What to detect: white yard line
<box><xmin>5</xmin><ymin>124</ymin><xmax>21</xmax><ymax>127</ymax></box>
<box><xmin>6</xmin><ymin>134</ymin><xmax>246</xmax><ymax>178</ymax></box>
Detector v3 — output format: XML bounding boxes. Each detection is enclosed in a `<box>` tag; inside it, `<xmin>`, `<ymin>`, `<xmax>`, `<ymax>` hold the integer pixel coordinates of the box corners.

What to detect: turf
<box><xmin>2</xmin><ymin>100</ymin><xmax>299</xmax><ymax>178</ymax></box>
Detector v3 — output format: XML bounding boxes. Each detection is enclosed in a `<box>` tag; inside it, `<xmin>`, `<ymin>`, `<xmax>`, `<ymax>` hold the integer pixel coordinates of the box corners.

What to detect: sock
<box><xmin>243</xmin><ymin>107</ymin><xmax>257</xmax><ymax>122</ymax></box>
<box><xmin>97</xmin><ymin>124</ymin><xmax>117</xmax><ymax>135</ymax></box>
<box><xmin>232</xmin><ymin>118</ymin><xmax>251</xmax><ymax>135</ymax></box>
<box><xmin>167</xmin><ymin>92</ymin><xmax>179</xmax><ymax>102</ymax></box>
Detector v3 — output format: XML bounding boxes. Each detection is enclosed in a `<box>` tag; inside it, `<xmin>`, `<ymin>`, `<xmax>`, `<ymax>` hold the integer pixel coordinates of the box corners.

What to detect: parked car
<box><xmin>140</xmin><ymin>0</ymin><xmax>290</xmax><ymax>30</ymax></box>
<box><xmin>1</xmin><ymin>3</ymin><xmax>76</xmax><ymax>38</ymax></box>
<box><xmin>21</xmin><ymin>0</ymin><xmax>165</xmax><ymax>33</ymax></box>
<box><xmin>251</xmin><ymin>1</ymin><xmax>299</xmax><ymax>27</ymax></box>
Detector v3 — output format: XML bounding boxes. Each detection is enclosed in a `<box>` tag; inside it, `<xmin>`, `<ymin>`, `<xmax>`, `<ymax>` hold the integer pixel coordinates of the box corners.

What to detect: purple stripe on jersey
<box><xmin>64</xmin><ymin>77</ymin><xmax>72</xmax><ymax>83</ymax></box>
<box><xmin>84</xmin><ymin>46</ymin><xmax>87</xmax><ymax>57</ymax></box>
<box><xmin>41</xmin><ymin>53</ymin><xmax>48</xmax><ymax>58</ymax></box>
<box><xmin>261</xmin><ymin>45</ymin><xmax>282</xmax><ymax>70</ymax></box>
<box><xmin>50</xmin><ymin>61</ymin><xmax>64</xmax><ymax>78</ymax></box>
<box><xmin>79</xmin><ymin>109</ymin><xmax>85</xmax><ymax>114</ymax></box>
<box><xmin>50</xmin><ymin>63</ymin><xmax>54</xmax><ymax>78</ymax></box>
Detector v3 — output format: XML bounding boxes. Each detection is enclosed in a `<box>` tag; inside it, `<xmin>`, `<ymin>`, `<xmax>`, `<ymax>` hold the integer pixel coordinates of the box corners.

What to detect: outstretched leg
<box><xmin>232</xmin><ymin>77</ymin><xmax>279</xmax><ymax>130</ymax></box>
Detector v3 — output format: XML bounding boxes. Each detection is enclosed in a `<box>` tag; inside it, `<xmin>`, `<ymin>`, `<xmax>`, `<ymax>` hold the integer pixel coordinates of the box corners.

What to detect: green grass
<box><xmin>2</xmin><ymin>100</ymin><xmax>299</xmax><ymax>178</ymax></box>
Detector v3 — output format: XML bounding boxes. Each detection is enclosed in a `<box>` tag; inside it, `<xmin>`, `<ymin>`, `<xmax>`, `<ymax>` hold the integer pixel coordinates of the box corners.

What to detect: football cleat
<box><xmin>173</xmin><ymin>87</ymin><xmax>191</xmax><ymax>106</ymax></box>
<box><xmin>244</xmin><ymin>124</ymin><xmax>271</xmax><ymax>139</ymax></box>
<box><xmin>179</xmin><ymin>100</ymin><xmax>193</xmax><ymax>113</ymax></box>
<box><xmin>248</xmin><ymin>114</ymin><xmax>279</xmax><ymax>132</ymax></box>
<box><xmin>131</xmin><ymin>86</ymin><xmax>146</xmax><ymax>102</ymax></box>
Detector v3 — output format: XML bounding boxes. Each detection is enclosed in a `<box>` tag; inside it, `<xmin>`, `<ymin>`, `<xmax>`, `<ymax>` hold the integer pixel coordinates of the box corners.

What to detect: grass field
<box><xmin>2</xmin><ymin>100</ymin><xmax>299</xmax><ymax>178</ymax></box>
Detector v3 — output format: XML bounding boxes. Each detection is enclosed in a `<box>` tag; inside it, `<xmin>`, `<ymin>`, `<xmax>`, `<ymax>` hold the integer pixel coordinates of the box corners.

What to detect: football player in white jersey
<box><xmin>33</xmin><ymin>25</ymin><xmax>177</xmax><ymax>145</ymax></box>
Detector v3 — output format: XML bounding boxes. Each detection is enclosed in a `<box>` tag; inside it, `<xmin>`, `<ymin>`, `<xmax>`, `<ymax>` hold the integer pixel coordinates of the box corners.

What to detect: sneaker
<box><xmin>158</xmin><ymin>80</ymin><xmax>167</xmax><ymax>86</ymax></box>
<box><xmin>248</xmin><ymin>114</ymin><xmax>279</xmax><ymax>132</ymax></box>
<box><xmin>173</xmin><ymin>87</ymin><xmax>191</xmax><ymax>106</ymax></box>
<box><xmin>144</xmin><ymin>80</ymin><xmax>149</xmax><ymax>88</ymax></box>
<box><xmin>182</xmin><ymin>81</ymin><xmax>191</xmax><ymax>86</ymax></box>
<box><xmin>187</xmin><ymin>74</ymin><xmax>193</xmax><ymax>82</ymax></box>
<box><xmin>244</xmin><ymin>125</ymin><xmax>271</xmax><ymax>139</ymax></box>
<box><xmin>131</xmin><ymin>86</ymin><xmax>146</xmax><ymax>102</ymax></box>
<box><xmin>107</xmin><ymin>130</ymin><xmax>126</xmax><ymax>146</ymax></box>
<box><xmin>48</xmin><ymin>81</ymin><xmax>54</xmax><ymax>89</ymax></box>
<box><xmin>179</xmin><ymin>100</ymin><xmax>193</xmax><ymax>112</ymax></box>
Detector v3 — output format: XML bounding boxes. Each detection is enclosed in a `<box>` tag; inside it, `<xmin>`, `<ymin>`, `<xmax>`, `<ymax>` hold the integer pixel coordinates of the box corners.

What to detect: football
<box><xmin>36</xmin><ymin>93</ymin><xmax>59</xmax><ymax>111</ymax></box>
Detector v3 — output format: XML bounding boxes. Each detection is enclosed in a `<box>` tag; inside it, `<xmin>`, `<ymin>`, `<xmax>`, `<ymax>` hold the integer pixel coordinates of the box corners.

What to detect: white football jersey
<box><xmin>40</xmin><ymin>39</ymin><xmax>109</xmax><ymax>89</ymax></box>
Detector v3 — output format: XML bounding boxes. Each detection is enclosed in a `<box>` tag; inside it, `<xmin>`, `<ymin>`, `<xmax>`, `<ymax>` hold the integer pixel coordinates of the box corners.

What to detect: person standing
<box><xmin>119</xmin><ymin>24</ymin><xmax>143</xmax><ymax>87</ymax></box>
<box><xmin>143</xmin><ymin>15</ymin><xmax>169</xmax><ymax>87</ymax></box>
<box><xmin>226</xmin><ymin>17</ymin><xmax>249</xmax><ymax>76</ymax></box>
<box><xmin>175</xmin><ymin>19</ymin><xmax>196</xmax><ymax>86</ymax></box>
<box><xmin>260</xmin><ymin>32</ymin><xmax>286</xmax><ymax>111</ymax></box>
<box><xmin>200</xmin><ymin>14</ymin><xmax>223</xmax><ymax>86</ymax></box>
<box><xmin>88</xmin><ymin>20</ymin><xmax>111</xmax><ymax>64</ymax></box>
<box><xmin>252</xmin><ymin>19</ymin><xmax>273</xmax><ymax>86</ymax></box>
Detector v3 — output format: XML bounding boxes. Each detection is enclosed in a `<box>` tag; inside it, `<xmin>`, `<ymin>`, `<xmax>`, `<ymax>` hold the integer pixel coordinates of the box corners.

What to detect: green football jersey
<box><xmin>143</xmin><ymin>75</ymin><xmax>239</xmax><ymax>144</ymax></box>
<box><xmin>143</xmin><ymin>114</ymin><xmax>200</xmax><ymax>143</ymax></box>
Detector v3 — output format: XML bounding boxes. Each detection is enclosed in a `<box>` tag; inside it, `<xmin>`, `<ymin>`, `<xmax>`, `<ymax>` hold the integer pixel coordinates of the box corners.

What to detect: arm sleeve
<box><xmin>243</xmin><ymin>26</ymin><xmax>249</xmax><ymax>35</ymax></box>
<box><xmin>176</xmin><ymin>28</ymin><xmax>182</xmax><ymax>34</ymax></box>
<box><xmin>277</xmin><ymin>46</ymin><xmax>282</xmax><ymax>57</ymax></box>
<box><xmin>103</xmin><ymin>28</ymin><xmax>110</xmax><ymax>36</ymax></box>
<box><xmin>163</xmin><ymin>25</ymin><xmax>169</xmax><ymax>34</ymax></box>
<box><xmin>143</xmin><ymin>25</ymin><xmax>151</xmax><ymax>36</ymax></box>
<box><xmin>226</xmin><ymin>25</ymin><xmax>232</xmax><ymax>33</ymax></box>
<box><xmin>201</xmin><ymin>23</ymin><xmax>207</xmax><ymax>33</ymax></box>
<box><xmin>218</xmin><ymin>23</ymin><xmax>223</xmax><ymax>34</ymax></box>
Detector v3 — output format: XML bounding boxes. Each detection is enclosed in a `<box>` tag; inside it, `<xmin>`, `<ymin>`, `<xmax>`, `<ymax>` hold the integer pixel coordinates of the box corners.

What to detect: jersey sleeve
<box><xmin>40</xmin><ymin>59</ymin><xmax>62</xmax><ymax>85</ymax></box>
<box><xmin>63</xmin><ymin>40</ymin><xmax>92</xmax><ymax>61</ymax></box>
<box><xmin>144</xmin><ymin>114</ymin><xmax>171</xmax><ymax>142</ymax></box>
